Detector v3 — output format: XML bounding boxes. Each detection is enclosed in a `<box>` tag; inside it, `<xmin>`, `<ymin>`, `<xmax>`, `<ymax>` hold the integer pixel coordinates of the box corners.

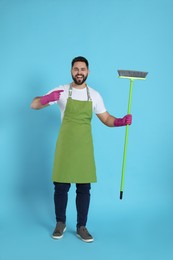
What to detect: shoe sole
<box><xmin>76</xmin><ymin>234</ymin><xmax>94</xmax><ymax>243</ymax></box>
<box><xmin>52</xmin><ymin>227</ymin><xmax>66</xmax><ymax>239</ymax></box>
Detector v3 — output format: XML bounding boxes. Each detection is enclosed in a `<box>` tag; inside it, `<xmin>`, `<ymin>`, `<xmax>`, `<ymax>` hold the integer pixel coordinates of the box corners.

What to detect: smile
<box><xmin>76</xmin><ymin>75</ymin><xmax>83</xmax><ymax>78</ymax></box>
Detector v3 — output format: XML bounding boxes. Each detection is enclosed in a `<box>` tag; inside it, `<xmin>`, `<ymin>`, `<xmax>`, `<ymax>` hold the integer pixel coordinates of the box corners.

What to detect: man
<box><xmin>30</xmin><ymin>56</ymin><xmax>132</xmax><ymax>243</ymax></box>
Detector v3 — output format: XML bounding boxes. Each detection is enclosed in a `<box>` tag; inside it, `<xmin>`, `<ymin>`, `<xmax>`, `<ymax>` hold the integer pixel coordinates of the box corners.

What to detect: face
<box><xmin>71</xmin><ymin>61</ymin><xmax>89</xmax><ymax>85</ymax></box>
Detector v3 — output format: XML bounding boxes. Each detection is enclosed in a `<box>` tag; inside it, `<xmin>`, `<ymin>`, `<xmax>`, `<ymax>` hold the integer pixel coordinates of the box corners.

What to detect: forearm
<box><xmin>97</xmin><ymin>112</ymin><xmax>116</xmax><ymax>127</ymax></box>
<box><xmin>97</xmin><ymin>111</ymin><xmax>132</xmax><ymax>127</ymax></box>
<box><xmin>102</xmin><ymin>114</ymin><xmax>116</xmax><ymax>127</ymax></box>
<box><xmin>30</xmin><ymin>89</ymin><xmax>64</xmax><ymax>110</ymax></box>
<box><xmin>30</xmin><ymin>97</ymin><xmax>49</xmax><ymax>110</ymax></box>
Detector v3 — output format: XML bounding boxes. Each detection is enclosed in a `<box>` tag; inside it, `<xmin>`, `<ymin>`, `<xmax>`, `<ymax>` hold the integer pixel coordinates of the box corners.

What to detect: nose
<box><xmin>77</xmin><ymin>69</ymin><xmax>83</xmax><ymax>74</ymax></box>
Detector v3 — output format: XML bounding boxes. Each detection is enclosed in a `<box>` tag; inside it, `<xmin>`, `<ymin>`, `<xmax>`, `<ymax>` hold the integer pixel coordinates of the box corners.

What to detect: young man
<box><xmin>30</xmin><ymin>56</ymin><xmax>132</xmax><ymax>243</ymax></box>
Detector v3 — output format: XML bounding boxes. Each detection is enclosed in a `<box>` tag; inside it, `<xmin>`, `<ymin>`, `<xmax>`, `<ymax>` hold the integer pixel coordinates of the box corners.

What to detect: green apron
<box><xmin>52</xmin><ymin>85</ymin><xmax>96</xmax><ymax>183</ymax></box>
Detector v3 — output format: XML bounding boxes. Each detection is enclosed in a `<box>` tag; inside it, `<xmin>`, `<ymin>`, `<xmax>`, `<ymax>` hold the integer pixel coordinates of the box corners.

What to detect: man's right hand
<box><xmin>40</xmin><ymin>90</ymin><xmax>64</xmax><ymax>105</ymax></box>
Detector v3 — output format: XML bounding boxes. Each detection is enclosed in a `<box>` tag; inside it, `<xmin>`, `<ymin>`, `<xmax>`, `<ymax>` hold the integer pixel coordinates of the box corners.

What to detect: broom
<box><xmin>117</xmin><ymin>70</ymin><xmax>148</xmax><ymax>199</ymax></box>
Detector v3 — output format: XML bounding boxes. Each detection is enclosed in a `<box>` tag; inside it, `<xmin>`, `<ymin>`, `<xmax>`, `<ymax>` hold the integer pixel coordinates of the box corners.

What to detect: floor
<box><xmin>1</xmin><ymin>185</ymin><xmax>172</xmax><ymax>260</ymax></box>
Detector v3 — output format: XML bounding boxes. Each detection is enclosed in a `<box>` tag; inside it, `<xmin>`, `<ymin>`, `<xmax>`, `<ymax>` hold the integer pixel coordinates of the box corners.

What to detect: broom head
<box><xmin>118</xmin><ymin>70</ymin><xmax>148</xmax><ymax>80</ymax></box>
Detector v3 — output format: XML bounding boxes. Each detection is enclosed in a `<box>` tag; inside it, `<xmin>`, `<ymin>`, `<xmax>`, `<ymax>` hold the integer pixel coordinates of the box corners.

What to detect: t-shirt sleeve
<box><xmin>94</xmin><ymin>92</ymin><xmax>107</xmax><ymax>114</ymax></box>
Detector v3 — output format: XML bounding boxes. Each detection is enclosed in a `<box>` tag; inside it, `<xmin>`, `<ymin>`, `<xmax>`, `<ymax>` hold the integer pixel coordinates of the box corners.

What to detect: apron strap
<box><xmin>69</xmin><ymin>84</ymin><xmax>92</xmax><ymax>101</ymax></box>
<box><xmin>86</xmin><ymin>86</ymin><xmax>92</xmax><ymax>101</ymax></box>
<box><xmin>69</xmin><ymin>84</ymin><xmax>73</xmax><ymax>98</ymax></box>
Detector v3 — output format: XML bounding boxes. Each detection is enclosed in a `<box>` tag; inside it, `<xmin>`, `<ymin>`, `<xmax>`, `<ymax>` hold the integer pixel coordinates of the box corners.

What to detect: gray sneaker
<box><xmin>76</xmin><ymin>226</ymin><xmax>94</xmax><ymax>242</ymax></box>
<box><xmin>52</xmin><ymin>222</ymin><xmax>66</xmax><ymax>239</ymax></box>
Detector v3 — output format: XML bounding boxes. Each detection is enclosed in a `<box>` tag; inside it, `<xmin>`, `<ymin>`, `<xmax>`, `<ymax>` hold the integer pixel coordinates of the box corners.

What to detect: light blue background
<box><xmin>0</xmin><ymin>0</ymin><xmax>173</xmax><ymax>259</ymax></box>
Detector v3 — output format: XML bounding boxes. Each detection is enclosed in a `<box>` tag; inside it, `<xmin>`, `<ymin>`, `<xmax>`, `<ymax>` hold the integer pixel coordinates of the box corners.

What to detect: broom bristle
<box><xmin>118</xmin><ymin>70</ymin><xmax>148</xmax><ymax>79</ymax></box>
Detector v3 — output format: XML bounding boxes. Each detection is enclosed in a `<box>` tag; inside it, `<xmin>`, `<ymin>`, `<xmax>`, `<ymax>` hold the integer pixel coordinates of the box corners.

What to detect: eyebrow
<box><xmin>73</xmin><ymin>66</ymin><xmax>87</xmax><ymax>70</ymax></box>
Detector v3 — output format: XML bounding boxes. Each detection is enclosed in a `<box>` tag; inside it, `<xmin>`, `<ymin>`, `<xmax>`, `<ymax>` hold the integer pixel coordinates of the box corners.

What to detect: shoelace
<box><xmin>81</xmin><ymin>227</ymin><xmax>91</xmax><ymax>236</ymax></box>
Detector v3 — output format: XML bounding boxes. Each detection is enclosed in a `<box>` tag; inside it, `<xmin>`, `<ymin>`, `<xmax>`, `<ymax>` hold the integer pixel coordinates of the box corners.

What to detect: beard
<box><xmin>72</xmin><ymin>74</ymin><xmax>88</xmax><ymax>85</ymax></box>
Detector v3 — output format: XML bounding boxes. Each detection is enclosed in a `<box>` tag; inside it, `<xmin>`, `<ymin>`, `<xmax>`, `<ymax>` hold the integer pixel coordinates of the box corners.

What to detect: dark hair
<box><xmin>71</xmin><ymin>56</ymin><xmax>89</xmax><ymax>68</ymax></box>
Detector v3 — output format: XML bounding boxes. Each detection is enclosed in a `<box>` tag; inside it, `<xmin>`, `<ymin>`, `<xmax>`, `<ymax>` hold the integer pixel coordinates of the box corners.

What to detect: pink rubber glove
<box><xmin>40</xmin><ymin>90</ymin><xmax>64</xmax><ymax>105</ymax></box>
<box><xmin>114</xmin><ymin>114</ymin><xmax>132</xmax><ymax>127</ymax></box>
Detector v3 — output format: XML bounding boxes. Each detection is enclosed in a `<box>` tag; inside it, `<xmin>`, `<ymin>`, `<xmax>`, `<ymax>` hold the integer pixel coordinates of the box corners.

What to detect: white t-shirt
<box><xmin>47</xmin><ymin>84</ymin><xmax>107</xmax><ymax>121</ymax></box>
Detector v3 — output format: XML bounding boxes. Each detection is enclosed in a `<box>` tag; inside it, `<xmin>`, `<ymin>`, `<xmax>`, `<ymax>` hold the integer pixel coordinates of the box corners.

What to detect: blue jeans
<box><xmin>53</xmin><ymin>182</ymin><xmax>91</xmax><ymax>228</ymax></box>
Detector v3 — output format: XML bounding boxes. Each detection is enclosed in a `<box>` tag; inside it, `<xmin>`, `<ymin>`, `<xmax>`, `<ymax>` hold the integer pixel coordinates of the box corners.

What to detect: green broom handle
<box><xmin>120</xmin><ymin>79</ymin><xmax>134</xmax><ymax>199</ymax></box>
